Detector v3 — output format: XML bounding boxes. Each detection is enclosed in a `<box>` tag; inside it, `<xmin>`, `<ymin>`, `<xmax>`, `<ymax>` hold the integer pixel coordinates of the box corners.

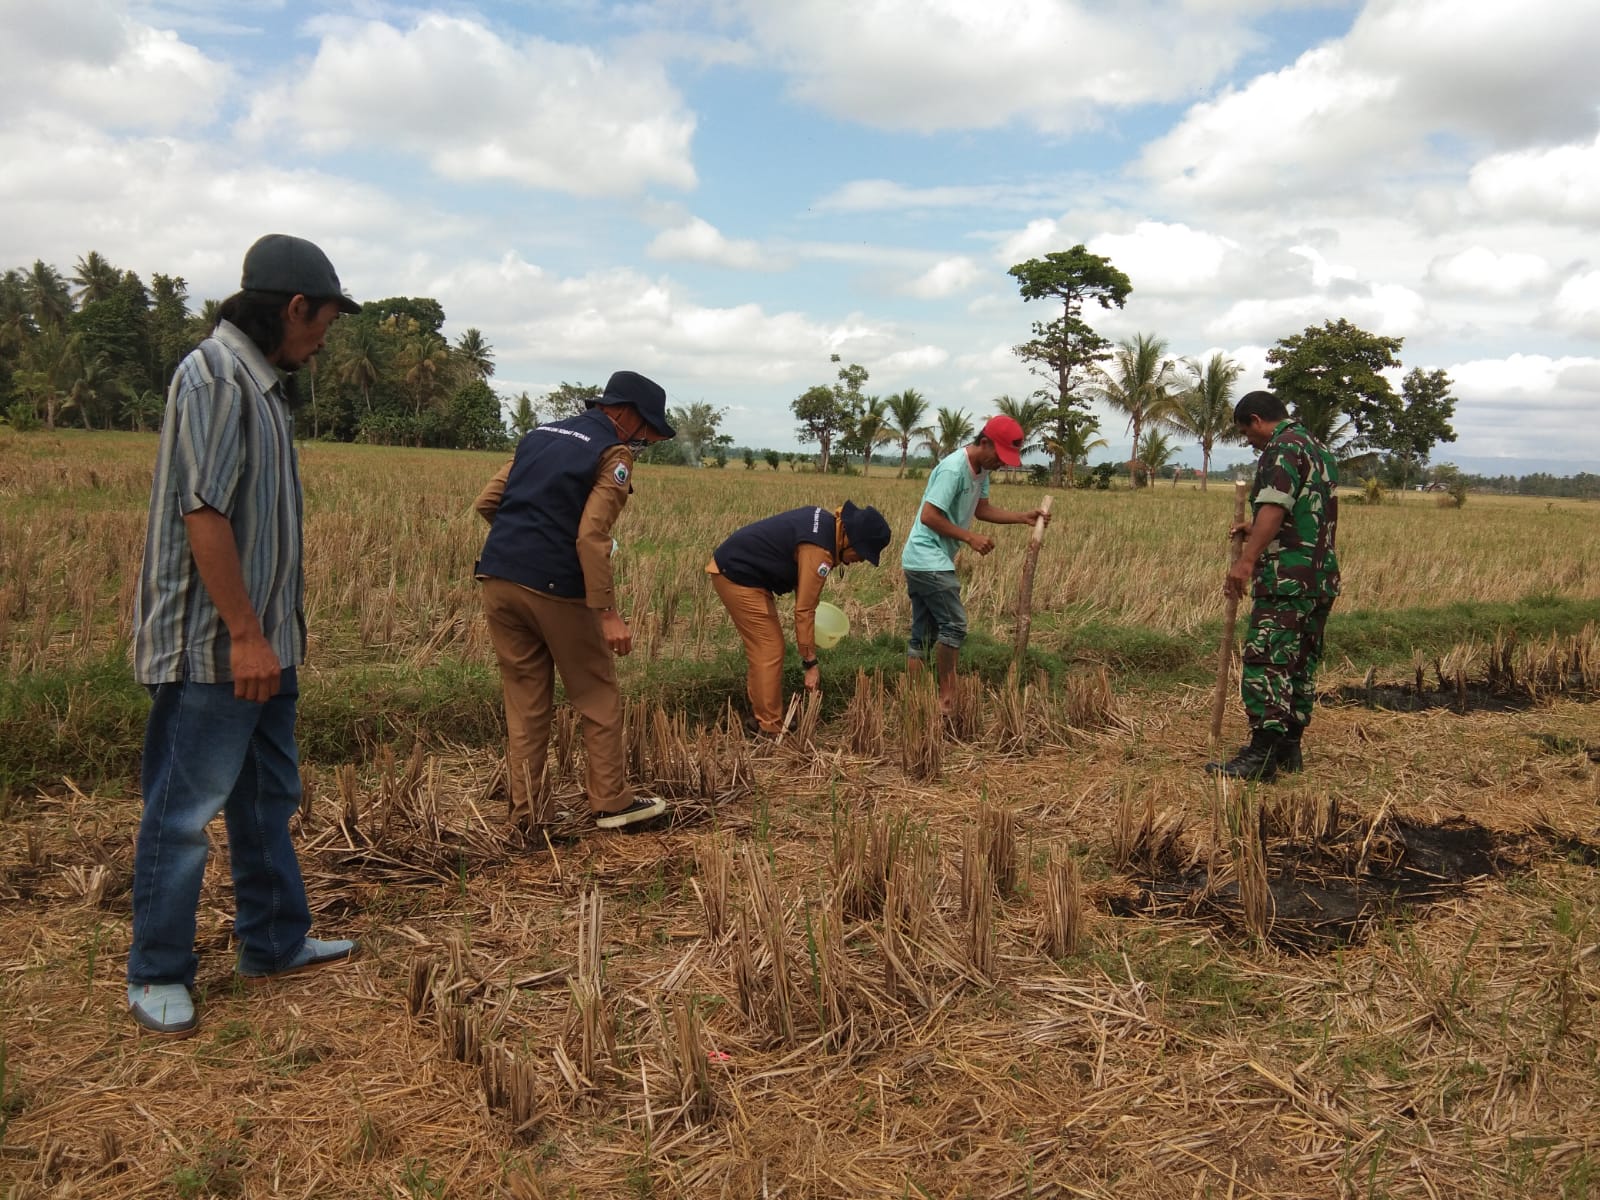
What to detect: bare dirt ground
<box><xmin>3</xmin><ymin>673</ymin><xmax>1599</xmax><ymax>1200</ymax></box>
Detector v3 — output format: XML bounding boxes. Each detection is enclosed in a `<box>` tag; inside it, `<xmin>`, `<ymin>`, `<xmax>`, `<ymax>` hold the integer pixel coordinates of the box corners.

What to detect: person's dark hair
<box><xmin>1233</xmin><ymin>390</ymin><xmax>1288</xmax><ymax>425</ymax></box>
<box><xmin>216</xmin><ymin>290</ymin><xmax>340</xmax><ymax>363</ymax></box>
<box><xmin>216</xmin><ymin>290</ymin><xmax>339</xmax><ymax>408</ymax></box>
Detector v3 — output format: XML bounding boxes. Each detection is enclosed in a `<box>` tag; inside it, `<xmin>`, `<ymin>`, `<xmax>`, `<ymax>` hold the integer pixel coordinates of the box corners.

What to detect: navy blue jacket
<box><xmin>713</xmin><ymin>506</ymin><xmax>838</xmax><ymax>594</ymax></box>
<box><xmin>476</xmin><ymin>408</ymin><xmax>619</xmax><ymax>598</ymax></box>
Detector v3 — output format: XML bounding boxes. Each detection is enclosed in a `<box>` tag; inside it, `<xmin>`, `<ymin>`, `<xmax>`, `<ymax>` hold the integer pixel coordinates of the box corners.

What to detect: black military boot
<box><xmin>1204</xmin><ymin>729</ymin><xmax>1281</xmax><ymax>781</ymax></box>
<box><xmin>1278</xmin><ymin>722</ymin><xmax>1304</xmax><ymax>773</ymax></box>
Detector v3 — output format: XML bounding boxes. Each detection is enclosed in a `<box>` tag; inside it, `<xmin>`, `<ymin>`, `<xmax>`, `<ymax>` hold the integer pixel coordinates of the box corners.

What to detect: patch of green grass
<box><xmin>1091</xmin><ymin>929</ymin><xmax>1280</xmax><ymax>1034</ymax></box>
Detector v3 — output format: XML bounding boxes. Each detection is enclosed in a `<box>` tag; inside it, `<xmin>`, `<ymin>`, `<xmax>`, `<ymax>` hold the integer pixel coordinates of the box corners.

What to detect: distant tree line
<box><xmin>0</xmin><ymin>250</ymin><xmax>516</xmax><ymax>449</ymax></box>
<box><xmin>785</xmin><ymin>245</ymin><xmax>1469</xmax><ymax>493</ymax></box>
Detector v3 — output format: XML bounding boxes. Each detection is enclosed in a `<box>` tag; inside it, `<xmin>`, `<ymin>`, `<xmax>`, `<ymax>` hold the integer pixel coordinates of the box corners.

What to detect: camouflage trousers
<box><xmin>1241</xmin><ymin>596</ymin><xmax>1334</xmax><ymax>735</ymax></box>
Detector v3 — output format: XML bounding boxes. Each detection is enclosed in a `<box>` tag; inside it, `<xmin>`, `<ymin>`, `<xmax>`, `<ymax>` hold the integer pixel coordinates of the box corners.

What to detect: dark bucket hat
<box><xmin>241</xmin><ymin>234</ymin><xmax>361</xmax><ymax>314</ymax></box>
<box><xmin>840</xmin><ymin>500</ymin><xmax>892</xmax><ymax>565</ymax></box>
<box><xmin>590</xmin><ymin>370</ymin><xmax>674</xmax><ymax>438</ymax></box>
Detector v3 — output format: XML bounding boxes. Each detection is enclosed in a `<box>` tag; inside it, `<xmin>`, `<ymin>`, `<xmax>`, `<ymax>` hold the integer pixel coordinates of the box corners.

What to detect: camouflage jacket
<box><xmin>1250</xmin><ymin>420</ymin><xmax>1340</xmax><ymax>598</ymax></box>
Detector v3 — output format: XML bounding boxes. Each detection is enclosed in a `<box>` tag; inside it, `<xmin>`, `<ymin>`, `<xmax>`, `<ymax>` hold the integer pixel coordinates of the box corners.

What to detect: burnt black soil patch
<box><xmin>1110</xmin><ymin>815</ymin><xmax>1595</xmax><ymax>952</ymax></box>
<box><xmin>1331</xmin><ymin>682</ymin><xmax>1541</xmax><ymax>713</ymax></box>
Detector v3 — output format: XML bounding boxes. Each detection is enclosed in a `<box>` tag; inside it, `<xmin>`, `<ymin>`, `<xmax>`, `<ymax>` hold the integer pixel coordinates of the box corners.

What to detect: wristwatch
<box><xmin>801</xmin><ymin>657</ymin><xmax>819</xmax><ymax>670</ymax></box>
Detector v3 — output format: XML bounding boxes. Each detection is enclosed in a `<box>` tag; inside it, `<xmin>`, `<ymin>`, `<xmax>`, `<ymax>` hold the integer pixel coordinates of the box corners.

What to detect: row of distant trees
<box><xmin>0</xmin><ymin>252</ymin><xmax>511</xmax><ymax>448</ymax></box>
<box><xmin>789</xmin><ymin>245</ymin><xmax>1464</xmax><ymax>491</ymax></box>
<box><xmin>0</xmin><ymin>247</ymin><xmax>1515</xmax><ymax>496</ymax></box>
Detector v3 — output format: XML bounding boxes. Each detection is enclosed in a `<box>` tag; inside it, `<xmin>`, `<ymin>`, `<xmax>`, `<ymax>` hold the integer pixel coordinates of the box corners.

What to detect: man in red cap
<box><xmin>900</xmin><ymin>414</ymin><xmax>1049</xmax><ymax>714</ymax></box>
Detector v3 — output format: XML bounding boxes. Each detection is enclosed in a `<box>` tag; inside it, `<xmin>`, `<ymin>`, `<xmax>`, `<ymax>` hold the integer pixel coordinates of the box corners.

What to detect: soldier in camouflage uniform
<box><xmin>1205</xmin><ymin>390</ymin><xmax>1340</xmax><ymax>781</ymax></box>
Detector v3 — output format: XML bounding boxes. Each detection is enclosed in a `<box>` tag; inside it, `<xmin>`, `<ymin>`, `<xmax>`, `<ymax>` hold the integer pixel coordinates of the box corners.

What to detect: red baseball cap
<box><xmin>981</xmin><ymin>414</ymin><xmax>1025</xmax><ymax>467</ymax></box>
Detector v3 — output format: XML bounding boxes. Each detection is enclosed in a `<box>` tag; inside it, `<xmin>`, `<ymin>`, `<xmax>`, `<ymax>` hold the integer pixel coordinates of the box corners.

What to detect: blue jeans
<box><xmin>904</xmin><ymin>570</ymin><xmax>968</xmax><ymax>659</ymax></box>
<box><xmin>128</xmin><ymin>669</ymin><xmax>311</xmax><ymax>986</ymax></box>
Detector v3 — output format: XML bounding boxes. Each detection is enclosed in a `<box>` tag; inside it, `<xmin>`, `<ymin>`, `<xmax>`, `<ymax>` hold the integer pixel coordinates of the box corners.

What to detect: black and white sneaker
<box><xmin>594</xmin><ymin>796</ymin><xmax>667</xmax><ymax>830</ymax></box>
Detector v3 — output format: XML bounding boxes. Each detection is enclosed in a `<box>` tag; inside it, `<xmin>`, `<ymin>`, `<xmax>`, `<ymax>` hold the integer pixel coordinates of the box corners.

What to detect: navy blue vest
<box><xmin>476</xmin><ymin>408</ymin><xmax>619</xmax><ymax>599</ymax></box>
<box><xmin>713</xmin><ymin>506</ymin><xmax>837</xmax><ymax>594</ymax></box>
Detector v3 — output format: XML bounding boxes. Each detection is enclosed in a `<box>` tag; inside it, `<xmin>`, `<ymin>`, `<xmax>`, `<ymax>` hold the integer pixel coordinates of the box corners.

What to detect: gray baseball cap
<box><xmin>241</xmin><ymin>234</ymin><xmax>362</xmax><ymax>314</ymax></box>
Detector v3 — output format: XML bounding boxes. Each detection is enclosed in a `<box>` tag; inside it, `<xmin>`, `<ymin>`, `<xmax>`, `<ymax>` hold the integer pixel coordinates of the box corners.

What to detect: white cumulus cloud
<box><xmin>647</xmin><ymin>218</ymin><xmax>781</xmax><ymax>270</ymax></box>
<box><xmin>1427</xmin><ymin>246</ymin><xmax>1552</xmax><ymax>296</ymax></box>
<box><xmin>902</xmin><ymin>257</ymin><xmax>981</xmax><ymax>299</ymax></box>
<box><xmin>1088</xmin><ymin>222</ymin><xmax>1236</xmax><ymax>294</ymax></box>
<box><xmin>741</xmin><ymin>0</ymin><xmax>1253</xmax><ymax>133</ymax></box>
<box><xmin>0</xmin><ymin>2</ymin><xmax>227</xmax><ymax>131</ymax></box>
<box><xmin>1468</xmin><ymin>133</ymin><xmax>1600</xmax><ymax>225</ymax></box>
<box><xmin>239</xmin><ymin>15</ymin><xmax>697</xmax><ymax>197</ymax></box>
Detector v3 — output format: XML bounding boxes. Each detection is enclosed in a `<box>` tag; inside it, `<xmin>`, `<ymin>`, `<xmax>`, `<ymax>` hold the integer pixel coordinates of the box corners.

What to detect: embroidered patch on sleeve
<box><xmin>612</xmin><ymin>462</ymin><xmax>631</xmax><ymax>487</ymax></box>
<box><xmin>816</xmin><ymin>563</ymin><xmax>831</xmax><ymax>579</ymax></box>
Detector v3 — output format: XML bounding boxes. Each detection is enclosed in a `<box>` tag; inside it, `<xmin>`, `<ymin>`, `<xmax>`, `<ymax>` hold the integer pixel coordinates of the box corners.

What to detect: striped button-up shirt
<box><xmin>133</xmin><ymin>320</ymin><xmax>306</xmax><ymax>684</ymax></box>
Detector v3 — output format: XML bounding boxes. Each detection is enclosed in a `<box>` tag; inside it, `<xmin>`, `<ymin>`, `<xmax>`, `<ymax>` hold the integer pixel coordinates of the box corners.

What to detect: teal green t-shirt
<box><xmin>901</xmin><ymin>447</ymin><xmax>989</xmax><ymax>572</ymax></box>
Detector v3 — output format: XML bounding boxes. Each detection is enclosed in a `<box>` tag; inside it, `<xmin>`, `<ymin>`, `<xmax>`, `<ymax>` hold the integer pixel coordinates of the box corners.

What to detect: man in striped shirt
<box><xmin>127</xmin><ymin>235</ymin><xmax>361</xmax><ymax>1035</ymax></box>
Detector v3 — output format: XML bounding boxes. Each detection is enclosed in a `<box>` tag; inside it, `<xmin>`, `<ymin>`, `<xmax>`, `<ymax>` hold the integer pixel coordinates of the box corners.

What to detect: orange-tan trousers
<box><xmin>481</xmin><ymin>578</ymin><xmax>632</xmax><ymax>825</ymax></box>
<box><xmin>709</xmin><ymin>570</ymin><xmax>786</xmax><ymax>734</ymax></box>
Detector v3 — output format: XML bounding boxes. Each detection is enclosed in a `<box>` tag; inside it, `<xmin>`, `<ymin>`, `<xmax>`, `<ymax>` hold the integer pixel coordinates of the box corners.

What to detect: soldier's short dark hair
<box><xmin>1234</xmin><ymin>390</ymin><xmax>1288</xmax><ymax>424</ymax></box>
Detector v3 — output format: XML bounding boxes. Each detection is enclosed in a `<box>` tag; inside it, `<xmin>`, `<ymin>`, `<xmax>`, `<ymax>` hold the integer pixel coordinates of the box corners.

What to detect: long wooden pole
<box><xmin>1012</xmin><ymin>495</ymin><xmax>1054</xmax><ymax>664</ymax></box>
<box><xmin>1209</xmin><ymin>480</ymin><xmax>1250</xmax><ymax>745</ymax></box>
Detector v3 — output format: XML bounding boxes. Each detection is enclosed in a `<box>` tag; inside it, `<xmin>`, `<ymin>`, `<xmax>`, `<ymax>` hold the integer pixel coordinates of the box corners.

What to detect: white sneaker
<box><xmin>594</xmin><ymin>796</ymin><xmax>667</xmax><ymax>830</ymax></box>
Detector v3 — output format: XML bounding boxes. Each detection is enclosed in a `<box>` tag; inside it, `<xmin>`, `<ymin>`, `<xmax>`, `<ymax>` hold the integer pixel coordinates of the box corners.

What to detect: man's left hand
<box><xmin>600</xmin><ymin>609</ymin><xmax>633</xmax><ymax>656</ymax></box>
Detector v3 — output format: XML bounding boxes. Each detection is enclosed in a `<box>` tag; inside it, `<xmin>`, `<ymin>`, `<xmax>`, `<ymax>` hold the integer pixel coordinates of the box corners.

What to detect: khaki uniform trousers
<box><xmin>481</xmin><ymin>577</ymin><xmax>632</xmax><ymax>826</ymax></box>
<box><xmin>709</xmin><ymin>568</ymin><xmax>787</xmax><ymax>734</ymax></box>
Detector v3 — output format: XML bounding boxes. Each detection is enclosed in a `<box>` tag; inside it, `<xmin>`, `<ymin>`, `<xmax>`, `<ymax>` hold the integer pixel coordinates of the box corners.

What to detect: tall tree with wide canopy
<box><xmin>1383</xmin><ymin>367</ymin><xmax>1458</xmax><ymax>490</ymax></box>
<box><xmin>1265</xmin><ymin>317</ymin><xmax>1403</xmax><ymax>454</ymax></box>
<box><xmin>791</xmin><ymin>383</ymin><xmax>848</xmax><ymax>474</ymax></box>
<box><xmin>1009</xmin><ymin>245</ymin><xmax>1132</xmax><ymax>486</ymax></box>
<box><xmin>1164</xmin><ymin>353</ymin><xmax>1244</xmax><ymax>490</ymax></box>
<box><xmin>886</xmin><ymin>388</ymin><xmax>930</xmax><ymax>475</ymax></box>
<box><xmin>1089</xmin><ymin>332</ymin><xmax>1178</xmax><ymax>489</ymax></box>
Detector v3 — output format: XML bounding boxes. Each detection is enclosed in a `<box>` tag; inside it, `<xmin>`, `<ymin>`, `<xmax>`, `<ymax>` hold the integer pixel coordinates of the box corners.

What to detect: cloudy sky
<box><xmin>3</xmin><ymin>0</ymin><xmax>1598</xmax><ymax>473</ymax></box>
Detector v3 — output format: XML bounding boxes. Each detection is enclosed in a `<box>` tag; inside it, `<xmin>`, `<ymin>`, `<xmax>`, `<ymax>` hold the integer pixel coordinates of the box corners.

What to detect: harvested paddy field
<box><xmin>3</xmin><ymin>431</ymin><xmax>1599</xmax><ymax>1198</ymax></box>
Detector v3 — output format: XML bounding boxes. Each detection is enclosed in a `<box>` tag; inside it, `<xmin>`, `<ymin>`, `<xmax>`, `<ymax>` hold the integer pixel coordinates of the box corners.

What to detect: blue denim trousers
<box><xmin>904</xmin><ymin>569</ymin><xmax>968</xmax><ymax>659</ymax></box>
<box><xmin>128</xmin><ymin>669</ymin><xmax>311</xmax><ymax>986</ymax></box>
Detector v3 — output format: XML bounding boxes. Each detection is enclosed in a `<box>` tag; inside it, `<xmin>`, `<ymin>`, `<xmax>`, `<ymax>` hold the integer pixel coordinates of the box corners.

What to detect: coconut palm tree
<box><xmin>71</xmin><ymin>252</ymin><xmax>122</xmax><ymax>307</ymax></box>
<box><xmin>1135</xmin><ymin>428</ymin><xmax>1178</xmax><ymax>486</ymax></box>
<box><xmin>0</xmin><ymin>269</ymin><xmax>34</xmax><ymax>352</ymax></box>
<box><xmin>24</xmin><ymin>260</ymin><xmax>72</xmax><ymax>332</ymax></box>
<box><xmin>886</xmin><ymin>388</ymin><xmax>930</xmax><ymax>475</ymax></box>
<box><xmin>920</xmin><ymin>407</ymin><xmax>975</xmax><ymax>460</ymax></box>
<box><xmin>336</xmin><ymin>322</ymin><xmax>386</xmax><ymax>415</ymax></box>
<box><xmin>850</xmin><ymin>395</ymin><xmax>895</xmax><ymax>475</ymax></box>
<box><xmin>508</xmin><ymin>391</ymin><xmax>539</xmax><ymax>438</ymax></box>
<box><xmin>402</xmin><ymin>332</ymin><xmax>448</xmax><ymax>421</ymax></box>
<box><xmin>668</xmin><ymin>401</ymin><xmax>725</xmax><ymax>466</ymax></box>
<box><xmin>453</xmin><ymin>327</ymin><xmax>495</xmax><ymax>380</ymax></box>
<box><xmin>1163</xmin><ymin>353</ymin><xmax>1243</xmax><ymax>490</ymax></box>
<box><xmin>1089</xmin><ymin>332</ymin><xmax>1178</xmax><ymax>489</ymax></box>
<box><xmin>60</xmin><ymin>348</ymin><xmax>115</xmax><ymax>429</ymax></box>
<box><xmin>1042</xmin><ymin>414</ymin><xmax>1108</xmax><ymax>487</ymax></box>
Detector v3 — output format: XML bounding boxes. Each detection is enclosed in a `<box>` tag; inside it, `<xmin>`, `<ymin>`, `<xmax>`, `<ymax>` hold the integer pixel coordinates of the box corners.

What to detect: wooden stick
<box><xmin>1208</xmin><ymin>480</ymin><xmax>1249</xmax><ymax>745</ymax></box>
<box><xmin>1011</xmin><ymin>495</ymin><xmax>1055</xmax><ymax>664</ymax></box>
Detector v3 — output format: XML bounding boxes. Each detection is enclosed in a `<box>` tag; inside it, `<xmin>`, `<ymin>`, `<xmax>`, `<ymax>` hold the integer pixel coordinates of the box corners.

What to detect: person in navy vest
<box><xmin>706</xmin><ymin>501</ymin><xmax>892</xmax><ymax>736</ymax></box>
<box><xmin>474</xmin><ymin>371</ymin><xmax>675</xmax><ymax>837</ymax></box>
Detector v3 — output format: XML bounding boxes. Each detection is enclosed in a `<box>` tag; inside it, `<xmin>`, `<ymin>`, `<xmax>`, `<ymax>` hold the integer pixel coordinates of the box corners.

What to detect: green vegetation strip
<box><xmin>4</xmin><ymin>593</ymin><xmax>1595</xmax><ymax>794</ymax></box>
